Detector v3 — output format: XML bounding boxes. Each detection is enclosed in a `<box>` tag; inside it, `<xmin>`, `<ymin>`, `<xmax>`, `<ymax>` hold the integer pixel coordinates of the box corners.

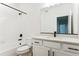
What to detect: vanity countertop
<box><xmin>32</xmin><ymin>35</ymin><xmax>79</xmax><ymax>45</ymax></box>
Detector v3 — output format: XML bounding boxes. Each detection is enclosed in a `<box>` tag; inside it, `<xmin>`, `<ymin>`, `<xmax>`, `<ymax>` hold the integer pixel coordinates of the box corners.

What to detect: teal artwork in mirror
<box><xmin>57</xmin><ymin>16</ymin><xmax>68</xmax><ymax>34</ymax></box>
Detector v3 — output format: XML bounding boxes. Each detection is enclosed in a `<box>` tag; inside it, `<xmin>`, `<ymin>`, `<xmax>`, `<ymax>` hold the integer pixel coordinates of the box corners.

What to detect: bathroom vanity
<box><xmin>32</xmin><ymin>35</ymin><xmax>79</xmax><ymax>56</ymax></box>
<box><xmin>32</xmin><ymin>3</ymin><xmax>79</xmax><ymax>56</ymax></box>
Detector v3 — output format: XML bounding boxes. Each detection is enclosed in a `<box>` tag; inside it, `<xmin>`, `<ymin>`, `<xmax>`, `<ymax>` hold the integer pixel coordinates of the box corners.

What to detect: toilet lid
<box><xmin>17</xmin><ymin>45</ymin><xmax>30</xmax><ymax>52</ymax></box>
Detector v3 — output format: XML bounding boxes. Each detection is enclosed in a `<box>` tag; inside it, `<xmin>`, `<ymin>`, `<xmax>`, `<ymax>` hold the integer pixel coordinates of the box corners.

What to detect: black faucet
<box><xmin>54</xmin><ymin>31</ymin><xmax>56</xmax><ymax>37</ymax></box>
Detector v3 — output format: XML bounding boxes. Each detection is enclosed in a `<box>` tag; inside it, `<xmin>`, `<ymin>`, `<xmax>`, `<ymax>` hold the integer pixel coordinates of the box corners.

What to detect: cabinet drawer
<box><xmin>51</xmin><ymin>48</ymin><xmax>79</xmax><ymax>56</ymax></box>
<box><xmin>62</xmin><ymin>44</ymin><xmax>79</xmax><ymax>53</ymax></box>
<box><xmin>43</xmin><ymin>41</ymin><xmax>61</xmax><ymax>49</ymax></box>
<box><xmin>33</xmin><ymin>39</ymin><xmax>42</xmax><ymax>46</ymax></box>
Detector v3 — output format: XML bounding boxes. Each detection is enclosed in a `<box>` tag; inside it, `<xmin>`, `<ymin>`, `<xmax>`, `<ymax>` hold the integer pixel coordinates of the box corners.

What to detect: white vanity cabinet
<box><xmin>32</xmin><ymin>37</ymin><xmax>79</xmax><ymax>56</ymax></box>
<box><xmin>43</xmin><ymin>40</ymin><xmax>63</xmax><ymax>56</ymax></box>
<box><xmin>32</xmin><ymin>39</ymin><xmax>50</xmax><ymax>56</ymax></box>
<box><xmin>43</xmin><ymin>40</ymin><xmax>79</xmax><ymax>56</ymax></box>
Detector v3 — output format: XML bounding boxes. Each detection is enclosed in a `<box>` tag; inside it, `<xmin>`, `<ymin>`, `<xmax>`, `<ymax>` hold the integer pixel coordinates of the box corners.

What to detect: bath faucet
<box><xmin>18</xmin><ymin>34</ymin><xmax>23</xmax><ymax>46</ymax></box>
<box><xmin>20</xmin><ymin>34</ymin><xmax>23</xmax><ymax>37</ymax></box>
<box><xmin>18</xmin><ymin>34</ymin><xmax>23</xmax><ymax>41</ymax></box>
<box><xmin>54</xmin><ymin>31</ymin><xmax>56</xmax><ymax>37</ymax></box>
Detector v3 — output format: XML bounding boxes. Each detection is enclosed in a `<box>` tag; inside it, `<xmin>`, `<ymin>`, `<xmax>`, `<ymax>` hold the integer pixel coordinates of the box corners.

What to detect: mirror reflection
<box><xmin>57</xmin><ymin>16</ymin><xmax>68</xmax><ymax>34</ymax></box>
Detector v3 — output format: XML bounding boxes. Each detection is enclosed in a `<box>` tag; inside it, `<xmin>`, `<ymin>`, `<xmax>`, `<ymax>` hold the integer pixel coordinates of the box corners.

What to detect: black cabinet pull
<box><xmin>48</xmin><ymin>50</ymin><xmax>50</xmax><ymax>56</ymax></box>
<box><xmin>68</xmin><ymin>47</ymin><xmax>79</xmax><ymax>51</ymax></box>
<box><xmin>52</xmin><ymin>51</ymin><xmax>54</xmax><ymax>56</ymax></box>
<box><xmin>34</xmin><ymin>42</ymin><xmax>39</xmax><ymax>43</ymax></box>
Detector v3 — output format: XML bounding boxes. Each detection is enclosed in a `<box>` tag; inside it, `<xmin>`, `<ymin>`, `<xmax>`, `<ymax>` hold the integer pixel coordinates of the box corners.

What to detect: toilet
<box><xmin>16</xmin><ymin>35</ymin><xmax>32</xmax><ymax>56</ymax></box>
<box><xmin>16</xmin><ymin>45</ymin><xmax>32</xmax><ymax>56</ymax></box>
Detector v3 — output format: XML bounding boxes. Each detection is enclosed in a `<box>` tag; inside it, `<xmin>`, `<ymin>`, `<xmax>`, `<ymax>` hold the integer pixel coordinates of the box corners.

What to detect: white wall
<box><xmin>0</xmin><ymin>4</ymin><xmax>19</xmax><ymax>54</ymax></box>
<box><xmin>0</xmin><ymin>3</ymin><xmax>44</xmax><ymax>55</ymax></box>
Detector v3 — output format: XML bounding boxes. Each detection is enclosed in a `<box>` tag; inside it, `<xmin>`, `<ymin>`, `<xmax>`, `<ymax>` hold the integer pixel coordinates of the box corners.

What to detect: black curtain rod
<box><xmin>0</xmin><ymin>3</ymin><xmax>27</xmax><ymax>15</ymax></box>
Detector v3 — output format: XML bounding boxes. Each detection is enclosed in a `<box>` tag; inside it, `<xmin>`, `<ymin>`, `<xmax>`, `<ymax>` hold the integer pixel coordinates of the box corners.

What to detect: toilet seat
<box><xmin>16</xmin><ymin>45</ymin><xmax>31</xmax><ymax>55</ymax></box>
<box><xmin>17</xmin><ymin>45</ymin><xmax>30</xmax><ymax>52</ymax></box>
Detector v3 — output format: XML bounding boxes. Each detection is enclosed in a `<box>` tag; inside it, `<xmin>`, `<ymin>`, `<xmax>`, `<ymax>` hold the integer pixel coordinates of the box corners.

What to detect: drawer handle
<box><xmin>52</xmin><ymin>51</ymin><xmax>55</xmax><ymax>56</ymax></box>
<box><xmin>34</xmin><ymin>42</ymin><xmax>39</xmax><ymax>43</ymax></box>
<box><xmin>68</xmin><ymin>47</ymin><xmax>79</xmax><ymax>51</ymax></box>
<box><xmin>48</xmin><ymin>50</ymin><xmax>50</xmax><ymax>56</ymax></box>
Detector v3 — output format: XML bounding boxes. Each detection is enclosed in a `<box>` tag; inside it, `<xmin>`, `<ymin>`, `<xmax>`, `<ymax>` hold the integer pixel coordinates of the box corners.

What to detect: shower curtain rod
<box><xmin>0</xmin><ymin>3</ymin><xmax>27</xmax><ymax>15</ymax></box>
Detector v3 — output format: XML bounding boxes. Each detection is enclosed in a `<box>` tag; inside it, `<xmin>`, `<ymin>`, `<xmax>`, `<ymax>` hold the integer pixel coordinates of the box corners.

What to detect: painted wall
<box><xmin>0</xmin><ymin>4</ymin><xmax>19</xmax><ymax>55</ymax></box>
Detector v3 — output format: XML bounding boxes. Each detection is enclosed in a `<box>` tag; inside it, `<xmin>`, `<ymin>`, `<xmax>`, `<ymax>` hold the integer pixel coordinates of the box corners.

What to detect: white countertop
<box><xmin>32</xmin><ymin>35</ymin><xmax>79</xmax><ymax>45</ymax></box>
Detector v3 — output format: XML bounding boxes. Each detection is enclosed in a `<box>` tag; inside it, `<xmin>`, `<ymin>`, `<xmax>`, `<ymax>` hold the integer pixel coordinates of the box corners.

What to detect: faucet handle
<box><xmin>20</xmin><ymin>34</ymin><xmax>23</xmax><ymax>37</ymax></box>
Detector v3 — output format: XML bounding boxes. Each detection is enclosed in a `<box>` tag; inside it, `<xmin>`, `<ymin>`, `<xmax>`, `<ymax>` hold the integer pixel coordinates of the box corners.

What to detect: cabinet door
<box><xmin>33</xmin><ymin>45</ymin><xmax>50</xmax><ymax>56</ymax></box>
